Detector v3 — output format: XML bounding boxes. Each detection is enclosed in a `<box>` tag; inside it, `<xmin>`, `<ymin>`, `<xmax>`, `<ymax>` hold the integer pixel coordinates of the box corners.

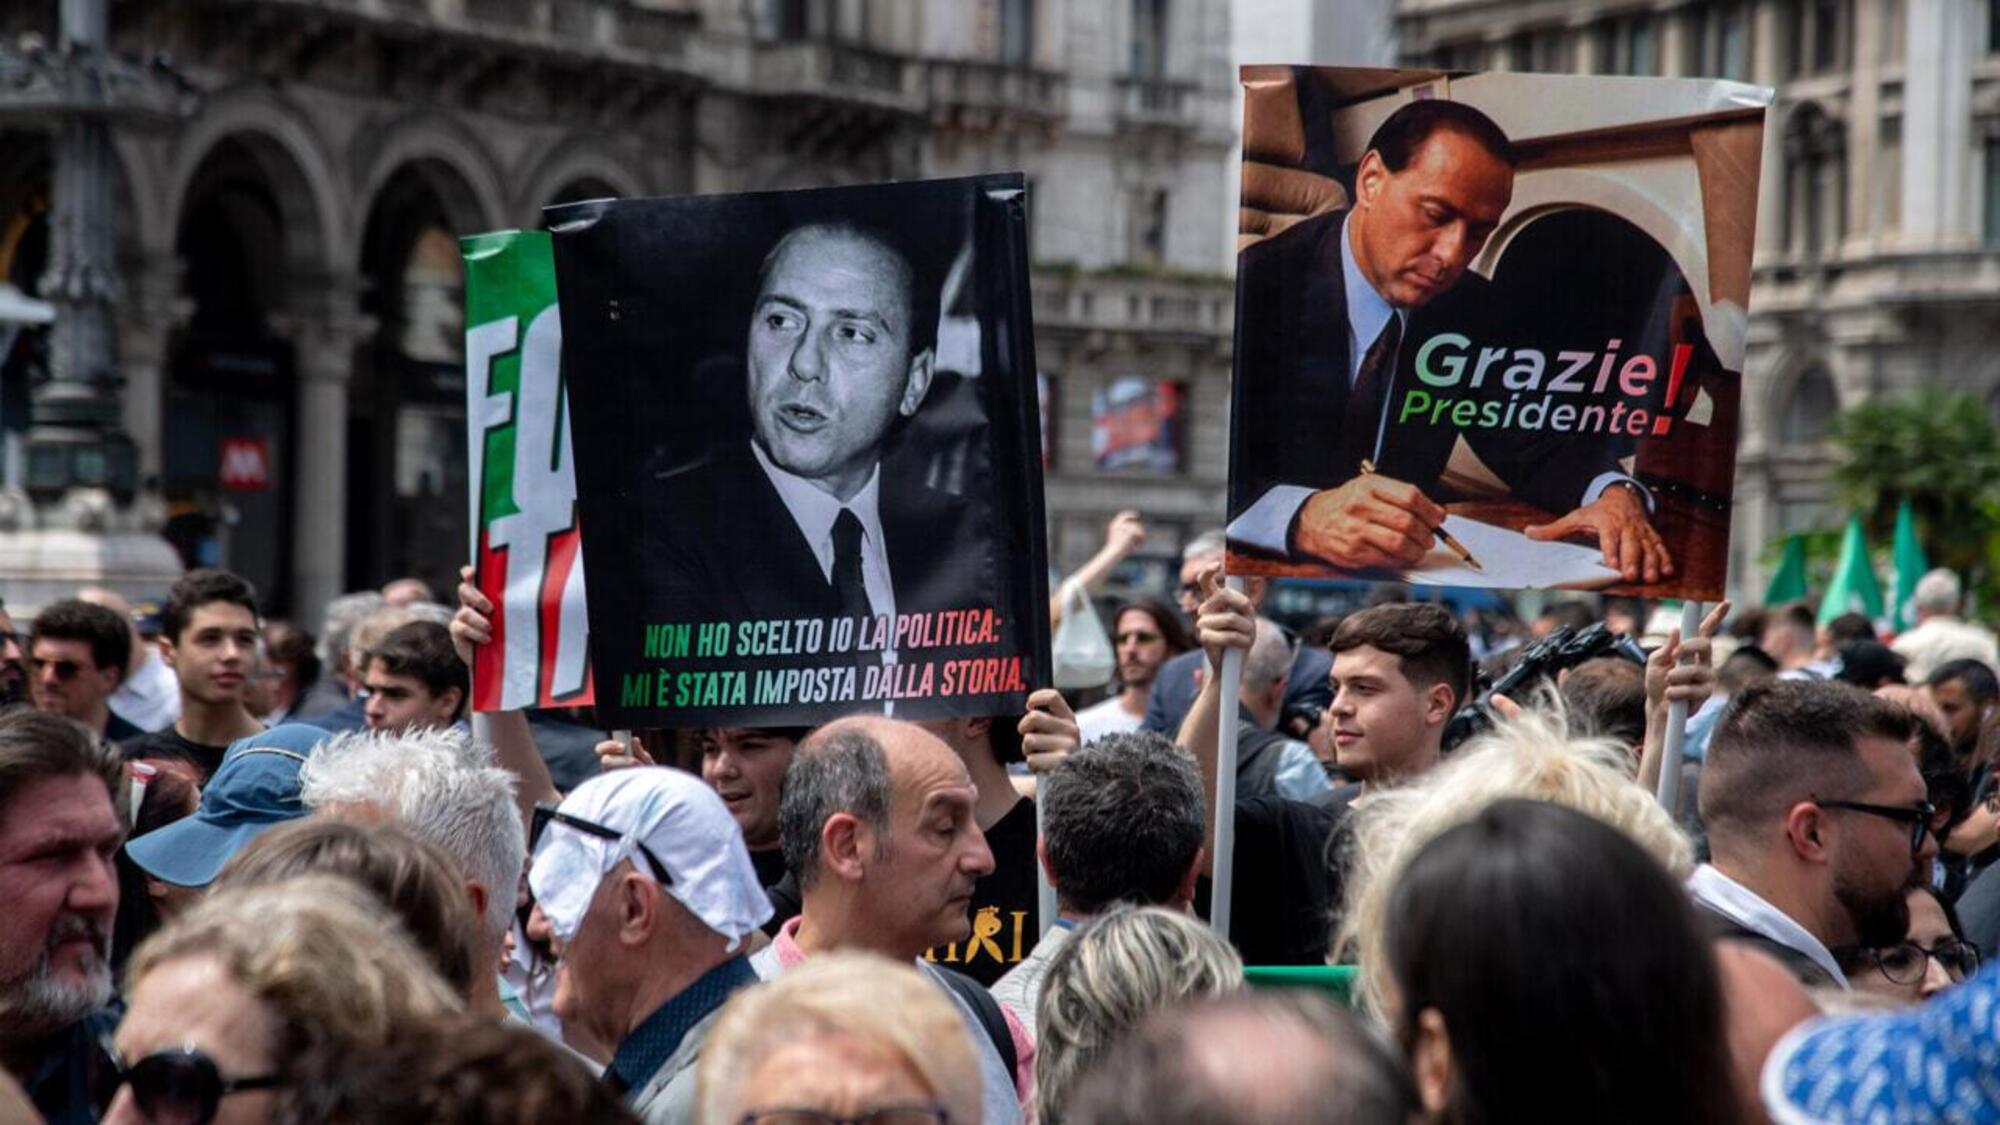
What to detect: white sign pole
<box><xmin>1654</xmin><ymin>600</ymin><xmax>1704</xmax><ymax>816</ymax></box>
<box><xmin>1210</xmin><ymin>576</ymin><xmax>1246</xmax><ymax>938</ymax></box>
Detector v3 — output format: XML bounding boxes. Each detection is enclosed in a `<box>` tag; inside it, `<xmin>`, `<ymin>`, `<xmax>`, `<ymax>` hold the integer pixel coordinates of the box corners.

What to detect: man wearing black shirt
<box><xmin>916</xmin><ymin>689</ymin><xmax>1079</xmax><ymax>987</ymax></box>
<box><xmin>120</xmin><ymin>570</ymin><xmax>266</xmax><ymax>781</ymax></box>
<box><xmin>1180</xmin><ymin>574</ymin><xmax>1466</xmax><ymax>964</ymax></box>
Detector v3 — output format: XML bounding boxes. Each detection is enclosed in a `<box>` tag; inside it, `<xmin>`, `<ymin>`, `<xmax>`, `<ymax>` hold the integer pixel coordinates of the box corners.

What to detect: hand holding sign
<box><xmin>1019</xmin><ymin>687</ymin><xmax>1079</xmax><ymax>773</ymax></box>
<box><xmin>1193</xmin><ymin>564</ymin><xmax>1257</xmax><ymax>672</ymax></box>
<box><xmin>1291</xmin><ymin>475</ymin><xmax>1445</xmax><ymax>570</ymax></box>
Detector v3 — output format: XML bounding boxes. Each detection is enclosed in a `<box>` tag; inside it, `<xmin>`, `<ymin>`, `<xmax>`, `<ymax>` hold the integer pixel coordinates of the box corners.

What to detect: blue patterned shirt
<box><xmin>607</xmin><ymin>955</ymin><xmax>759</xmax><ymax>1098</ymax></box>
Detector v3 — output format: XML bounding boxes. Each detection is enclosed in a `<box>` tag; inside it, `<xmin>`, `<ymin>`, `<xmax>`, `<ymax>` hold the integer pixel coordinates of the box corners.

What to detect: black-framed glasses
<box><xmin>740</xmin><ymin>1107</ymin><xmax>951</xmax><ymax>1125</ymax></box>
<box><xmin>1841</xmin><ymin>939</ymin><xmax>1981</xmax><ymax>986</ymax></box>
<box><xmin>110</xmin><ymin>1045</ymin><xmax>283</xmax><ymax>1125</ymax></box>
<box><xmin>530</xmin><ymin>803</ymin><xmax>673</xmax><ymax>886</ymax></box>
<box><xmin>1814</xmin><ymin>798</ymin><xmax>1937</xmax><ymax>852</ymax></box>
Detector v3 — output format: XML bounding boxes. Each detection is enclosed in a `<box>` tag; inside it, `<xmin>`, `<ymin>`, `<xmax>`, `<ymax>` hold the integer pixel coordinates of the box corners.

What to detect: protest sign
<box><xmin>549</xmin><ymin>175</ymin><xmax>1050</xmax><ymax>728</ymax></box>
<box><xmin>1225</xmin><ymin>67</ymin><xmax>1769</xmax><ymax>600</ymax></box>
<box><xmin>461</xmin><ymin>230</ymin><xmax>593</xmax><ymax>711</ymax></box>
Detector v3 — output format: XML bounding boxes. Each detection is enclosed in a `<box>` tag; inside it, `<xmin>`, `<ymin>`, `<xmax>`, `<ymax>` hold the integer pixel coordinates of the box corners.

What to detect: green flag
<box><xmin>1889</xmin><ymin>499</ymin><xmax>1927</xmax><ymax>633</ymax></box>
<box><xmin>1764</xmin><ymin>534</ymin><xmax>1808</xmax><ymax>605</ymax></box>
<box><xmin>1817</xmin><ymin>515</ymin><xmax>1884</xmax><ymax>628</ymax></box>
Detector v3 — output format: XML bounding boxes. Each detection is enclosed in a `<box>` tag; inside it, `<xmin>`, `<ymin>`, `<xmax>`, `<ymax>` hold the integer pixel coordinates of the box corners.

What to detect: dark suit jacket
<box><xmin>649</xmin><ymin>443</ymin><xmax>991</xmax><ymax>627</ymax></box>
<box><xmin>1692</xmin><ymin>901</ymin><xmax>1840</xmax><ymax>990</ymax></box>
<box><xmin>1229</xmin><ymin>209</ymin><xmax>1625</xmax><ymax>536</ymax></box>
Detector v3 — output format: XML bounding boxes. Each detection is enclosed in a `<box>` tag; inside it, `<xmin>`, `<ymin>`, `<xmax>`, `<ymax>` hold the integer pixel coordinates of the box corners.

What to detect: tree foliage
<box><xmin>1827</xmin><ymin>388</ymin><xmax>2000</xmax><ymax>607</ymax></box>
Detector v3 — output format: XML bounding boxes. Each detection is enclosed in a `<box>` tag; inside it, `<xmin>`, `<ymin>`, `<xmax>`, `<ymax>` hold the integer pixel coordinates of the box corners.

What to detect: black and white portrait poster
<box><xmin>549</xmin><ymin>175</ymin><xmax>1050</xmax><ymax>728</ymax></box>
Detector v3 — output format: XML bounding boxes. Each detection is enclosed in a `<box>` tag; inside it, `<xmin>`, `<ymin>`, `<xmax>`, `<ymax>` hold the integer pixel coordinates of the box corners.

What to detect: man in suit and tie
<box><xmin>1227</xmin><ymin>98</ymin><xmax>1672</xmax><ymax>585</ymax></box>
<box><xmin>651</xmin><ymin>220</ymin><xmax>987</xmax><ymax>631</ymax></box>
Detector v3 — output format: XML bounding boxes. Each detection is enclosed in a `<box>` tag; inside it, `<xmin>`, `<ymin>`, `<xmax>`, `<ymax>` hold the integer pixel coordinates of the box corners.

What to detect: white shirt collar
<box><xmin>1687</xmin><ymin>864</ymin><xmax>1850</xmax><ymax>989</ymax></box>
<box><xmin>749</xmin><ymin>441</ymin><xmax>895</xmax><ymax>622</ymax></box>
<box><xmin>1340</xmin><ymin>213</ymin><xmax>1402</xmax><ymax>387</ymax></box>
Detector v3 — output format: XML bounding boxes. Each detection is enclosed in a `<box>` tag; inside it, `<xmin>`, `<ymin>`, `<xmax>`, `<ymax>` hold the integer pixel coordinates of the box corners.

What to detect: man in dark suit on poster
<box><xmin>1227</xmin><ymin>99</ymin><xmax>1673</xmax><ymax>585</ymax></box>
<box><xmin>652</xmin><ymin>221</ymin><xmax>987</xmax><ymax>626</ymax></box>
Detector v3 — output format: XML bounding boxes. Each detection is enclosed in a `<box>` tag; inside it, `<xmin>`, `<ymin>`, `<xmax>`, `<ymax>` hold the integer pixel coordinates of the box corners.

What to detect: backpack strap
<box><xmin>932</xmin><ymin>964</ymin><xmax>1018</xmax><ymax>1080</ymax></box>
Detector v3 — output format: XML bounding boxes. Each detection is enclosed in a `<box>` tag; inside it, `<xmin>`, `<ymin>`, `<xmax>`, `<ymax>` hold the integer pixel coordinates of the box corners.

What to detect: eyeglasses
<box><xmin>740</xmin><ymin>1107</ymin><xmax>952</xmax><ymax>1125</ymax></box>
<box><xmin>110</xmin><ymin>1045</ymin><xmax>283</xmax><ymax>1125</ymax></box>
<box><xmin>1814</xmin><ymin>798</ymin><xmax>1938</xmax><ymax>852</ymax></box>
<box><xmin>1842</xmin><ymin>939</ymin><xmax>1981</xmax><ymax>986</ymax></box>
<box><xmin>530</xmin><ymin>804</ymin><xmax>673</xmax><ymax>886</ymax></box>
<box><xmin>28</xmin><ymin>655</ymin><xmax>85</xmax><ymax>680</ymax></box>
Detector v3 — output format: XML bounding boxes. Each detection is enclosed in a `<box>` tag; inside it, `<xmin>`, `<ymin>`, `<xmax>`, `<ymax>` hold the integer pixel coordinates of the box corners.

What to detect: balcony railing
<box><xmin>1114</xmin><ymin>76</ymin><xmax>1197</xmax><ymax>127</ymax></box>
<box><xmin>925</xmin><ymin>57</ymin><xmax>1065</xmax><ymax>122</ymax></box>
<box><xmin>1030</xmin><ymin>271</ymin><xmax>1231</xmax><ymax>339</ymax></box>
<box><xmin>750</xmin><ymin>40</ymin><xmax>918</xmax><ymax>108</ymax></box>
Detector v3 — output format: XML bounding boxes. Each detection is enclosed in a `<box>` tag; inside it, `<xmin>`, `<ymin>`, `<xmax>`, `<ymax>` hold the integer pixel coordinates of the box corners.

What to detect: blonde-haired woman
<box><xmin>697</xmin><ymin>952</ymin><xmax>984</xmax><ymax>1125</ymax></box>
<box><xmin>104</xmin><ymin>874</ymin><xmax>461</xmax><ymax>1125</ymax></box>
<box><xmin>1336</xmin><ymin>706</ymin><xmax>1691</xmax><ymax>1015</ymax></box>
<box><xmin>1035</xmin><ymin>905</ymin><xmax>1244</xmax><ymax>1124</ymax></box>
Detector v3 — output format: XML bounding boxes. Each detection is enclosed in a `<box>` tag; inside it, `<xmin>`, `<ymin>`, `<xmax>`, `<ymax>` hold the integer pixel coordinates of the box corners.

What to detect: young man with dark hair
<box><xmin>121</xmin><ymin>569</ymin><xmax>266</xmax><ymax>781</ymax></box>
<box><xmin>362</xmin><ymin>621</ymin><xmax>468</xmax><ymax>734</ymax></box>
<box><xmin>1692</xmin><ymin>680</ymin><xmax>1931</xmax><ymax>989</ymax></box>
<box><xmin>28</xmin><ymin>600</ymin><xmax>138</xmax><ymax>741</ymax></box>
<box><xmin>1925</xmin><ymin>658</ymin><xmax>1998</xmax><ymax>760</ymax></box>
<box><xmin>1180</xmin><ymin>583</ymin><xmax>1471</xmax><ymax>964</ymax></box>
<box><xmin>1326</xmin><ymin>602</ymin><xmax>1468</xmax><ymax>794</ymax></box>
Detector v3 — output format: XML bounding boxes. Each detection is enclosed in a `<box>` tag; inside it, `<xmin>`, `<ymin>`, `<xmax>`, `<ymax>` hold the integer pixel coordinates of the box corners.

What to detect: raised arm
<box><xmin>451</xmin><ymin>565</ymin><xmax>562</xmax><ymax>831</ymax></box>
<box><xmin>1174</xmin><ymin>564</ymin><xmax>1255</xmax><ymax>877</ymax></box>
<box><xmin>1638</xmin><ymin>600</ymin><xmax>1727</xmax><ymax>799</ymax></box>
<box><xmin>1049</xmin><ymin>510</ymin><xmax>1146</xmax><ymax>628</ymax></box>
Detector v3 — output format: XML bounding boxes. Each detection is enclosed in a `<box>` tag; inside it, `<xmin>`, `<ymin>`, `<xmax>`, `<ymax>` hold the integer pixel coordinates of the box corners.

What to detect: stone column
<box><xmin>116</xmin><ymin>252</ymin><xmax>182</xmax><ymax>486</ymax></box>
<box><xmin>1901</xmin><ymin>0</ymin><xmax>1972</xmax><ymax>246</ymax></box>
<box><xmin>279</xmin><ymin>276</ymin><xmax>370</xmax><ymax>628</ymax></box>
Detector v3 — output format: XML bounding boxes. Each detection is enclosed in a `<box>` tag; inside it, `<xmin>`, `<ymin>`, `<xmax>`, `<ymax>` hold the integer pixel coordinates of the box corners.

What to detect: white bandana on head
<box><xmin>528</xmin><ymin>767</ymin><xmax>773</xmax><ymax>950</ymax></box>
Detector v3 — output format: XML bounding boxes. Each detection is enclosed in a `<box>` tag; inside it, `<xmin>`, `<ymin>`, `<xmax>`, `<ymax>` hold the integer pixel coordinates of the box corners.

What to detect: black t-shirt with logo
<box><xmin>120</xmin><ymin>726</ymin><xmax>236</xmax><ymax>784</ymax></box>
<box><xmin>925</xmin><ymin>797</ymin><xmax>1040</xmax><ymax>987</ymax></box>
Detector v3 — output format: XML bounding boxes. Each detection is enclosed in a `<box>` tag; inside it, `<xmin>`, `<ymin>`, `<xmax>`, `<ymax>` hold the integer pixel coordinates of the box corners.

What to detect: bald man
<box><xmin>752</xmin><ymin>715</ymin><xmax>1033</xmax><ymax>1123</ymax></box>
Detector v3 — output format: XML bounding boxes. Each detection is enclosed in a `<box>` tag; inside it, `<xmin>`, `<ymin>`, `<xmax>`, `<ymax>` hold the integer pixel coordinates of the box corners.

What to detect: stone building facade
<box><xmin>1396</xmin><ymin>0</ymin><xmax>2000</xmax><ymax>598</ymax></box>
<box><xmin>0</xmin><ymin>0</ymin><xmax>1237</xmax><ymax>622</ymax></box>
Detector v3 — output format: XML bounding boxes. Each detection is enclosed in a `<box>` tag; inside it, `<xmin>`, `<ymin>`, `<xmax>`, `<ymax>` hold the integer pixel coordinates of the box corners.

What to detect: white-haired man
<box><xmin>1893</xmin><ymin>568</ymin><xmax>1998</xmax><ymax>682</ymax></box>
<box><xmin>528</xmin><ymin>767</ymin><xmax>772</xmax><ymax>1122</ymax></box>
<box><xmin>1235</xmin><ymin>619</ymin><xmax>1333</xmax><ymax>801</ymax></box>
<box><xmin>299</xmin><ymin>726</ymin><xmax>524</xmax><ymax>1021</ymax></box>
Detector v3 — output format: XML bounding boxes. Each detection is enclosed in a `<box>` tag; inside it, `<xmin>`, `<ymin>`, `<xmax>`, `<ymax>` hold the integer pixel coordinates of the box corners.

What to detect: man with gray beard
<box><xmin>0</xmin><ymin>709</ymin><xmax>125</xmax><ymax>1123</ymax></box>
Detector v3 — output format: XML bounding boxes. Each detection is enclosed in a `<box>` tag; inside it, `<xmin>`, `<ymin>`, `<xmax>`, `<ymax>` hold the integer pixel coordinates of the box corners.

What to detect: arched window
<box><xmin>1780</xmin><ymin>366</ymin><xmax>1838</xmax><ymax>445</ymax></box>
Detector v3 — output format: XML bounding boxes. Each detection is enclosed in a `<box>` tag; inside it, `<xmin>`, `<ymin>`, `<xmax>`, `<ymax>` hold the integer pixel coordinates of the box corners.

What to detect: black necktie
<box><xmin>830</xmin><ymin>508</ymin><xmax>870</xmax><ymax>619</ymax></box>
<box><xmin>1343</xmin><ymin>314</ymin><xmax>1402</xmax><ymax>470</ymax></box>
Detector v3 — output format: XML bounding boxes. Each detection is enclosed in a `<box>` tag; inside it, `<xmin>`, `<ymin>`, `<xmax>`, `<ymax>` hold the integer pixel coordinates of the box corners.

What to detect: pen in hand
<box><xmin>1359</xmin><ymin>459</ymin><xmax>1484</xmax><ymax>572</ymax></box>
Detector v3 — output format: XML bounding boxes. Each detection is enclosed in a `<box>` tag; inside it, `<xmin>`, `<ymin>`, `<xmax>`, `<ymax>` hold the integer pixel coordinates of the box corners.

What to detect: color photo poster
<box><xmin>550</xmin><ymin>176</ymin><xmax>1051</xmax><ymax>728</ymax></box>
<box><xmin>462</xmin><ymin>229</ymin><xmax>593</xmax><ymax>711</ymax></box>
<box><xmin>1226</xmin><ymin>68</ymin><xmax>1770</xmax><ymax>599</ymax></box>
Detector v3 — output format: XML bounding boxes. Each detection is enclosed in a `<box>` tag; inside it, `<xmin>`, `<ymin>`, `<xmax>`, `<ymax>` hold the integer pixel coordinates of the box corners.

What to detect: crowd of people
<box><xmin>2</xmin><ymin>511</ymin><xmax>1998</xmax><ymax>1124</ymax></box>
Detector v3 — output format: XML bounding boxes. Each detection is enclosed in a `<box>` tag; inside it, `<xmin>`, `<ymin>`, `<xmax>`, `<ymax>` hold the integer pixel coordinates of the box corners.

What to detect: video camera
<box><xmin>1441</xmin><ymin>622</ymin><xmax>1649</xmax><ymax>751</ymax></box>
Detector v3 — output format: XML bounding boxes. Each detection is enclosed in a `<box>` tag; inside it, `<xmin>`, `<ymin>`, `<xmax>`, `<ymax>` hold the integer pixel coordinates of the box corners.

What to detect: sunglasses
<box><xmin>110</xmin><ymin>1045</ymin><xmax>282</xmax><ymax>1125</ymax></box>
<box><xmin>530</xmin><ymin>804</ymin><xmax>674</xmax><ymax>886</ymax></box>
<box><xmin>1814</xmin><ymin>798</ymin><xmax>1938</xmax><ymax>852</ymax></box>
<box><xmin>28</xmin><ymin>655</ymin><xmax>87</xmax><ymax>680</ymax></box>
